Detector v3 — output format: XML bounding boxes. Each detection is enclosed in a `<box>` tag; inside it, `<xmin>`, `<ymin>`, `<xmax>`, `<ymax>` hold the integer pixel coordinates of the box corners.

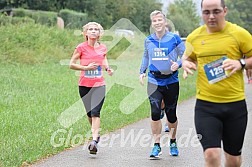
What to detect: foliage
<box><xmin>0</xmin><ymin>0</ymin><xmax>162</xmax><ymax>32</ymax></box>
<box><xmin>0</xmin><ymin>14</ymin><xmax>35</xmax><ymax>25</ymax></box>
<box><xmin>12</xmin><ymin>8</ymin><xmax>57</xmax><ymax>26</ymax></box>
<box><xmin>168</xmin><ymin>0</ymin><xmax>200</xmax><ymax>37</ymax></box>
<box><xmin>58</xmin><ymin>9</ymin><xmax>88</xmax><ymax>29</ymax></box>
<box><xmin>226</xmin><ymin>0</ymin><xmax>252</xmax><ymax>33</ymax></box>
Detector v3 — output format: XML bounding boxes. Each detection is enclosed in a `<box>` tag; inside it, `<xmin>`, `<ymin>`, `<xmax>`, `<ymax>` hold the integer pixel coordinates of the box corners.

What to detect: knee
<box><xmin>166</xmin><ymin>110</ymin><xmax>177</xmax><ymax>123</ymax></box>
<box><xmin>225</xmin><ymin>154</ymin><xmax>241</xmax><ymax>167</ymax></box>
<box><xmin>151</xmin><ymin>112</ymin><xmax>160</xmax><ymax>121</ymax></box>
<box><xmin>204</xmin><ymin>148</ymin><xmax>221</xmax><ymax>165</ymax></box>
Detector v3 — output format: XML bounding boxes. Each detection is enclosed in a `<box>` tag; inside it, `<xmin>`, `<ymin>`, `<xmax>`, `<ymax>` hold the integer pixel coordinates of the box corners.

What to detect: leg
<box><xmin>147</xmin><ymin>83</ymin><xmax>163</xmax><ymax>159</ymax></box>
<box><xmin>147</xmin><ymin>83</ymin><xmax>163</xmax><ymax>143</ymax></box>
<box><xmin>90</xmin><ymin>86</ymin><xmax>105</xmax><ymax>142</ymax></box>
<box><xmin>163</xmin><ymin>82</ymin><xmax>179</xmax><ymax>156</ymax></box>
<box><xmin>224</xmin><ymin>153</ymin><xmax>241</xmax><ymax>167</ymax></box>
<box><xmin>194</xmin><ymin>100</ymin><xmax>223</xmax><ymax>166</ymax></box>
<box><xmin>163</xmin><ymin>82</ymin><xmax>179</xmax><ymax>140</ymax></box>
<box><xmin>79</xmin><ymin>86</ymin><xmax>92</xmax><ymax>125</ymax></box>
<box><xmin>204</xmin><ymin>148</ymin><xmax>221</xmax><ymax>167</ymax></box>
<box><xmin>161</xmin><ymin>99</ymin><xmax>165</xmax><ymax>109</ymax></box>
<box><xmin>160</xmin><ymin>99</ymin><xmax>169</xmax><ymax>132</ymax></box>
<box><xmin>168</xmin><ymin>120</ymin><xmax>177</xmax><ymax>139</ymax></box>
<box><xmin>222</xmin><ymin>100</ymin><xmax>248</xmax><ymax>167</ymax></box>
<box><xmin>151</xmin><ymin>120</ymin><xmax>162</xmax><ymax>143</ymax></box>
<box><xmin>91</xmin><ymin>117</ymin><xmax>100</xmax><ymax>141</ymax></box>
<box><xmin>160</xmin><ymin>99</ymin><xmax>165</xmax><ymax>119</ymax></box>
<box><xmin>85</xmin><ymin>86</ymin><xmax>105</xmax><ymax>154</ymax></box>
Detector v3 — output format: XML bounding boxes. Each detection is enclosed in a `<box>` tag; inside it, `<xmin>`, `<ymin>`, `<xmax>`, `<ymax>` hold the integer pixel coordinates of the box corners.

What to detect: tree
<box><xmin>0</xmin><ymin>0</ymin><xmax>163</xmax><ymax>32</ymax></box>
<box><xmin>226</xmin><ymin>0</ymin><xmax>252</xmax><ymax>33</ymax></box>
<box><xmin>78</xmin><ymin>0</ymin><xmax>162</xmax><ymax>32</ymax></box>
<box><xmin>167</xmin><ymin>0</ymin><xmax>200</xmax><ymax>37</ymax></box>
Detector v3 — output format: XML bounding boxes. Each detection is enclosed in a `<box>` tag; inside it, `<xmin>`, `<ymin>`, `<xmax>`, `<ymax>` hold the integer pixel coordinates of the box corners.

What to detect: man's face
<box><xmin>151</xmin><ymin>13</ymin><xmax>166</xmax><ymax>33</ymax></box>
<box><xmin>201</xmin><ymin>0</ymin><xmax>227</xmax><ymax>32</ymax></box>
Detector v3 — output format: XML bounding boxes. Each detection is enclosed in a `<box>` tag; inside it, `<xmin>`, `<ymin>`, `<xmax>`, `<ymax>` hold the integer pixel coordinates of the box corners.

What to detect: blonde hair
<box><xmin>82</xmin><ymin>22</ymin><xmax>104</xmax><ymax>41</ymax></box>
<box><xmin>150</xmin><ymin>10</ymin><xmax>166</xmax><ymax>20</ymax></box>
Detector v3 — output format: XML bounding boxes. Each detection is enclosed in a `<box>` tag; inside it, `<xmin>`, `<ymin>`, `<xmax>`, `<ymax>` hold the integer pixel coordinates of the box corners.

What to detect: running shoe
<box><xmin>164</xmin><ymin>124</ymin><xmax>169</xmax><ymax>132</ymax></box>
<box><xmin>160</xmin><ymin>108</ymin><xmax>165</xmax><ymax>119</ymax></box>
<box><xmin>88</xmin><ymin>140</ymin><xmax>98</xmax><ymax>155</ymax></box>
<box><xmin>170</xmin><ymin>142</ymin><xmax>179</xmax><ymax>156</ymax></box>
<box><xmin>149</xmin><ymin>144</ymin><xmax>162</xmax><ymax>159</ymax></box>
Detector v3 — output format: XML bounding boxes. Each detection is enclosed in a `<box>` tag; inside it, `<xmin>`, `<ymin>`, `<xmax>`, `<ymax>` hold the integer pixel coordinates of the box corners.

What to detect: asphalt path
<box><xmin>32</xmin><ymin>83</ymin><xmax>252</xmax><ymax>167</ymax></box>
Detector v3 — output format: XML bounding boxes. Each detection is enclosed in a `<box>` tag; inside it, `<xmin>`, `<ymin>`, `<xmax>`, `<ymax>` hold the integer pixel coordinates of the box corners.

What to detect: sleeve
<box><xmin>184</xmin><ymin>34</ymin><xmax>196</xmax><ymax>61</ymax></box>
<box><xmin>76</xmin><ymin>44</ymin><xmax>82</xmax><ymax>55</ymax></box>
<box><xmin>139</xmin><ymin>39</ymin><xmax>149</xmax><ymax>74</ymax></box>
<box><xmin>238</xmin><ymin>28</ymin><xmax>252</xmax><ymax>57</ymax></box>
<box><xmin>174</xmin><ymin>34</ymin><xmax>185</xmax><ymax>68</ymax></box>
<box><xmin>103</xmin><ymin>45</ymin><xmax>108</xmax><ymax>57</ymax></box>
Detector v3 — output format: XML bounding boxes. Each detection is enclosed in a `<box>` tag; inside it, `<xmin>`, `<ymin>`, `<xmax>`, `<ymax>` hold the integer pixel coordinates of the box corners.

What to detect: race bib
<box><xmin>84</xmin><ymin>66</ymin><xmax>102</xmax><ymax>78</ymax></box>
<box><xmin>152</xmin><ymin>48</ymin><xmax>169</xmax><ymax>61</ymax></box>
<box><xmin>203</xmin><ymin>56</ymin><xmax>227</xmax><ymax>84</ymax></box>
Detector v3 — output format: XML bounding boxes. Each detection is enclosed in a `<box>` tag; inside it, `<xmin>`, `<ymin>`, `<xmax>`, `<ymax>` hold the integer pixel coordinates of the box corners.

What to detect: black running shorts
<box><xmin>195</xmin><ymin>99</ymin><xmax>248</xmax><ymax>156</ymax></box>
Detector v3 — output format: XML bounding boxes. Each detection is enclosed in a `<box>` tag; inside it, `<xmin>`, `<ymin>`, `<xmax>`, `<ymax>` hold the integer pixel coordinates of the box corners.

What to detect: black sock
<box><xmin>154</xmin><ymin>143</ymin><xmax>160</xmax><ymax>147</ymax></box>
<box><xmin>170</xmin><ymin>139</ymin><xmax>176</xmax><ymax>143</ymax></box>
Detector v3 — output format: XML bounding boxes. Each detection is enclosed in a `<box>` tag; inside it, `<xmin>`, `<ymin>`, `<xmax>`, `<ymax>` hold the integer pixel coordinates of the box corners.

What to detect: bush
<box><xmin>0</xmin><ymin>14</ymin><xmax>35</xmax><ymax>26</ymax></box>
<box><xmin>12</xmin><ymin>8</ymin><xmax>57</xmax><ymax>26</ymax></box>
<box><xmin>58</xmin><ymin>9</ymin><xmax>88</xmax><ymax>29</ymax></box>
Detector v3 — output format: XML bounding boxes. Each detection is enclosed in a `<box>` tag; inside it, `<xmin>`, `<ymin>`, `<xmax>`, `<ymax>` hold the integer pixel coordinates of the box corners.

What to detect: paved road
<box><xmin>33</xmin><ymin>83</ymin><xmax>252</xmax><ymax>167</ymax></box>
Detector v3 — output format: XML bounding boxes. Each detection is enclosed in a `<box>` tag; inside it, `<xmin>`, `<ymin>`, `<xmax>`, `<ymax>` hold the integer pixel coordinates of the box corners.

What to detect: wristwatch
<box><xmin>239</xmin><ymin>58</ymin><xmax>246</xmax><ymax>69</ymax></box>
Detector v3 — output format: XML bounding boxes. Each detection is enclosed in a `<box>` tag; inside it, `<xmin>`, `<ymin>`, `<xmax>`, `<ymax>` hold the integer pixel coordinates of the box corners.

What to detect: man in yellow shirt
<box><xmin>182</xmin><ymin>0</ymin><xmax>252</xmax><ymax>166</ymax></box>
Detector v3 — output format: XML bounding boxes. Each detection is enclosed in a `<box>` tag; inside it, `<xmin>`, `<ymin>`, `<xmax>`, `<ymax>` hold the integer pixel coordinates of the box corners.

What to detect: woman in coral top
<box><xmin>70</xmin><ymin>22</ymin><xmax>113</xmax><ymax>155</ymax></box>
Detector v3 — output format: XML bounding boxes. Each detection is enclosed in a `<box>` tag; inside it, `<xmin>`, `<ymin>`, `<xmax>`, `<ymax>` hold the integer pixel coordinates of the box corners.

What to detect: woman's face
<box><xmin>85</xmin><ymin>24</ymin><xmax>100</xmax><ymax>40</ymax></box>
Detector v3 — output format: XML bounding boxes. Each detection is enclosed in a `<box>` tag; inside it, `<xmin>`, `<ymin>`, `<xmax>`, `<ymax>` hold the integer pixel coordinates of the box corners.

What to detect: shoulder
<box><xmin>163</xmin><ymin>32</ymin><xmax>183</xmax><ymax>44</ymax></box>
<box><xmin>99</xmin><ymin>43</ymin><xmax>107</xmax><ymax>48</ymax></box>
<box><xmin>98</xmin><ymin>43</ymin><xmax>107</xmax><ymax>53</ymax></box>
<box><xmin>226</xmin><ymin>21</ymin><xmax>251</xmax><ymax>38</ymax></box>
<box><xmin>76</xmin><ymin>41</ymin><xmax>87</xmax><ymax>49</ymax></box>
<box><xmin>144</xmin><ymin>34</ymin><xmax>156</xmax><ymax>45</ymax></box>
<box><xmin>170</xmin><ymin>32</ymin><xmax>183</xmax><ymax>42</ymax></box>
<box><xmin>186</xmin><ymin>25</ymin><xmax>205</xmax><ymax>42</ymax></box>
<box><xmin>145</xmin><ymin>34</ymin><xmax>154</xmax><ymax>41</ymax></box>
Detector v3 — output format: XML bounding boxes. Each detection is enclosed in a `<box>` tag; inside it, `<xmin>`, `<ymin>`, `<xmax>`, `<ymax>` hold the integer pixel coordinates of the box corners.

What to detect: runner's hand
<box><xmin>222</xmin><ymin>59</ymin><xmax>241</xmax><ymax>76</ymax></box>
<box><xmin>139</xmin><ymin>73</ymin><xmax>146</xmax><ymax>86</ymax></box>
<box><xmin>107</xmin><ymin>68</ymin><xmax>114</xmax><ymax>76</ymax></box>
<box><xmin>182</xmin><ymin>60</ymin><xmax>197</xmax><ymax>79</ymax></box>
<box><xmin>87</xmin><ymin>62</ymin><xmax>98</xmax><ymax>70</ymax></box>
<box><xmin>170</xmin><ymin>60</ymin><xmax>179</xmax><ymax>71</ymax></box>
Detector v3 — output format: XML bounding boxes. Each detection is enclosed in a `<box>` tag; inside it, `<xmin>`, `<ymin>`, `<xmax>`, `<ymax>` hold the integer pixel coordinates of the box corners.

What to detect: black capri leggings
<box><xmin>79</xmin><ymin>85</ymin><xmax>105</xmax><ymax>118</ymax></box>
<box><xmin>147</xmin><ymin>82</ymin><xmax>179</xmax><ymax>122</ymax></box>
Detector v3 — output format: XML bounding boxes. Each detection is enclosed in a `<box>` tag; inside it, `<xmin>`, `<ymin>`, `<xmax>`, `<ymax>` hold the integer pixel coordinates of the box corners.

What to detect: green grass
<box><xmin>0</xmin><ymin>22</ymin><xmax>196</xmax><ymax>167</ymax></box>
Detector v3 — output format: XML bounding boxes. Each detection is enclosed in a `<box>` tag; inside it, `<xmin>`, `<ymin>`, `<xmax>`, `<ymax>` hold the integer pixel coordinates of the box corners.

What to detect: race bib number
<box><xmin>84</xmin><ymin>66</ymin><xmax>102</xmax><ymax>78</ymax></box>
<box><xmin>203</xmin><ymin>56</ymin><xmax>227</xmax><ymax>84</ymax></box>
<box><xmin>152</xmin><ymin>48</ymin><xmax>168</xmax><ymax>61</ymax></box>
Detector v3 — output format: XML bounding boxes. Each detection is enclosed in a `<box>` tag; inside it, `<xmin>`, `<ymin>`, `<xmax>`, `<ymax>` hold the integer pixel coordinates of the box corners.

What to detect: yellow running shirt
<box><xmin>185</xmin><ymin>21</ymin><xmax>252</xmax><ymax>103</ymax></box>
